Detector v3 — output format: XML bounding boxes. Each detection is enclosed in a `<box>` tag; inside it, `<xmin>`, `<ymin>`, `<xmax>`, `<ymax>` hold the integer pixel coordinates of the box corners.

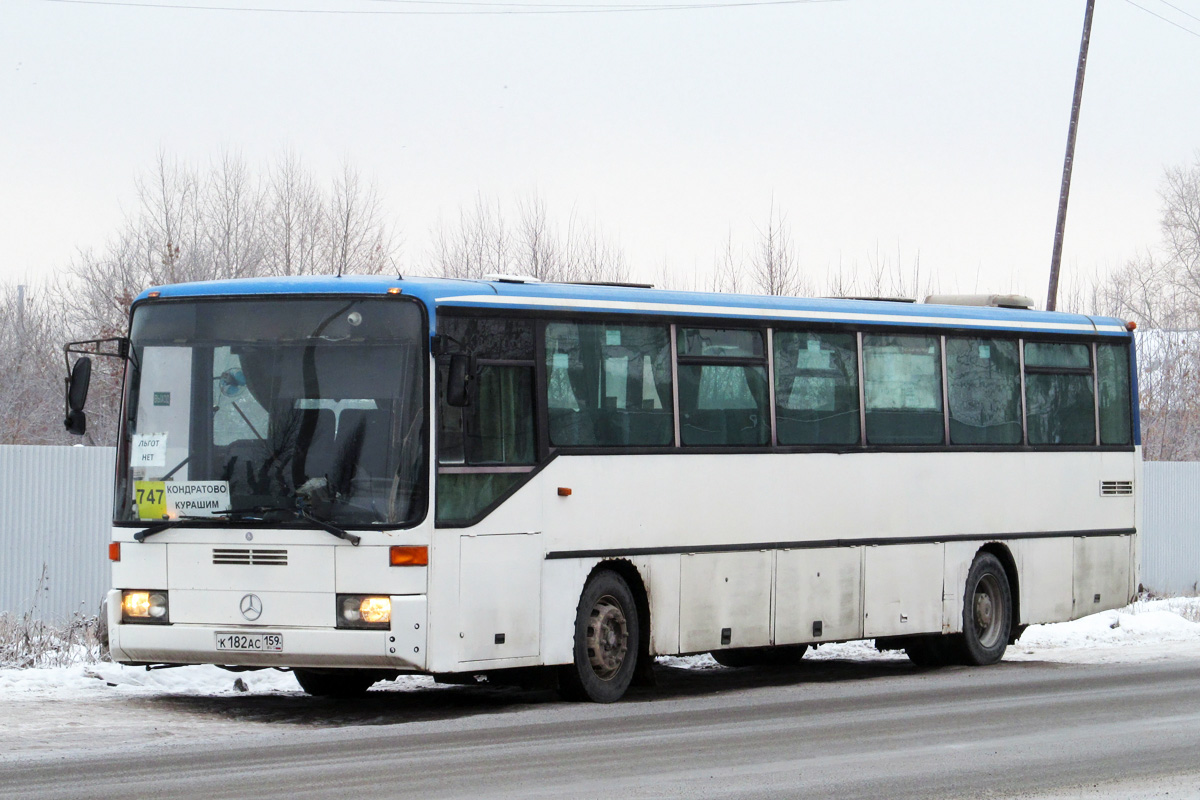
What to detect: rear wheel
<box><xmin>559</xmin><ymin>570</ymin><xmax>639</xmax><ymax>703</ymax></box>
<box><xmin>293</xmin><ymin>668</ymin><xmax>379</xmax><ymax>697</ymax></box>
<box><xmin>960</xmin><ymin>553</ymin><xmax>1012</xmax><ymax>666</ymax></box>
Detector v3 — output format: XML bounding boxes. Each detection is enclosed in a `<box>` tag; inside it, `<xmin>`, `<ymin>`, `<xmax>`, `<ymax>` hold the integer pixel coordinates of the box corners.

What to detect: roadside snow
<box><xmin>1</xmin><ymin>597</ymin><xmax>1198</xmax><ymax>701</ymax></box>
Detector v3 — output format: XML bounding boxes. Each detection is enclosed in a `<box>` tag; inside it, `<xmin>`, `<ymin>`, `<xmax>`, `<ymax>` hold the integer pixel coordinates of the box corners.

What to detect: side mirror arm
<box><xmin>62</xmin><ymin>338</ymin><xmax>132</xmax><ymax>436</ymax></box>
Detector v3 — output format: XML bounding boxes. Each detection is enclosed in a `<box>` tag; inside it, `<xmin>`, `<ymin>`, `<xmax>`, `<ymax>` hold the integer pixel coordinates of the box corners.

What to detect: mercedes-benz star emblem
<box><xmin>239</xmin><ymin>594</ymin><xmax>263</xmax><ymax>621</ymax></box>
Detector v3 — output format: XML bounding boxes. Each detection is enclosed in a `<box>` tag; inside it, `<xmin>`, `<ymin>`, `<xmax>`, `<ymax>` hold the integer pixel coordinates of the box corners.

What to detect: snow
<box><xmin>2</xmin><ymin>597</ymin><xmax>1197</xmax><ymax>702</ymax></box>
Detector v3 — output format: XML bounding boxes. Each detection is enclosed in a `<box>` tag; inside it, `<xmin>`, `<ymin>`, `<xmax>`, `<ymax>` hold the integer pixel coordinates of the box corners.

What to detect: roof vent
<box><xmin>483</xmin><ymin>274</ymin><xmax>541</xmax><ymax>284</ymax></box>
<box><xmin>924</xmin><ymin>294</ymin><xmax>1035</xmax><ymax>310</ymax></box>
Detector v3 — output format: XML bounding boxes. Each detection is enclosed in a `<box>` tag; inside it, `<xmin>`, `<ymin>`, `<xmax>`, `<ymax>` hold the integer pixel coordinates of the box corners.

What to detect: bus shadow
<box><xmin>137</xmin><ymin>656</ymin><xmax>936</xmax><ymax>728</ymax></box>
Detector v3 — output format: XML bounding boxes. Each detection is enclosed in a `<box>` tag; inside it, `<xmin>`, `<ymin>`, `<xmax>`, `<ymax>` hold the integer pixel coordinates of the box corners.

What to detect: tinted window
<box><xmin>545</xmin><ymin>322</ymin><xmax>673</xmax><ymax>447</ymax></box>
<box><xmin>678</xmin><ymin>328</ymin><xmax>764</xmax><ymax>358</ymax></box>
<box><xmin>440</xmin><ymin>316</ymin><xmax>534</xmax><ymax>360</ymax></box>
<box><xmin>678</xmin><ymin>328</ymin><xmax>768</xmax><ymax>446</ymax></box>
<box><xmin>437</xmin><ymin>315</ymin><xmax>537</xmax><ymax>524</ymax></box>
<box><xmin>1025</xmin><ymin>342</ymin><xmax>1095</xmax><ymax>445</ymax></box>
<box><xmin>773</xmin><ymin>331</ymin><xmax>860</xmax><ymax>445</ymax></box>
<box><xmin>1098</xmin><ymin>342</ymin><xmax>1132</xmax><ymax>446</ymax></box>
<box><xmin>863</xmin><ymin>334</ymin><xmax>943</xmax><ymax>445</ymax></box>
<box><xmin>946</xmin><ymin>337</ymin><xmax>1021</xmax><ymax>445</ymax></box>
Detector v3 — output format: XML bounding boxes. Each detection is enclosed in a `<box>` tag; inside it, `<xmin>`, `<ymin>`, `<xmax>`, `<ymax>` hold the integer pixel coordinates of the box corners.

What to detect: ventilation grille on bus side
<box><xmin>1100</xmin><ymin>481</ymin><xmax>1134</xmax><ymax>497</ymax></box>
<box><xmin>212</xmin><ymin>548</ymin><xmax>288</xmax><ymax>566</ymax></box>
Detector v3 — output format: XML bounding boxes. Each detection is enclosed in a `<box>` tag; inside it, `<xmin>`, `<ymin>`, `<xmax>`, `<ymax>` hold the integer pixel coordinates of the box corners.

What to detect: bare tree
<box><xmin>749</xmin><ymin>203</ymin><xmax>803</xmax><ymax>297</ymax></box>
<box><xmin>0</xmin><ymin>284</ymin><xmax>71</xmax><ymax>445</ymax></box>
<box><xmin>562</xmin><ymin>208</ymin><xmax>628</xmax><ymax>284</ymax></box>
<box><xmin>516</xmin><ymin>192</ymin><xmax>564</xmax><ymax>281</ymax></box>
<box><xmin>1161</xmin><ymin>153</ymin><xmax>1200</xmax><ymax>299</ymax></box>
<box><xmin>54</xmin><ymin>149</ymin><xmax>401</xmax><ymax>446</ymax></box>
<box><xmin>708</xmin><ymin>230</ymin><xmax>745</xmax><ymax>294</ymax></box>
<box><xmin>264</xmin><ymin>149</ymin><xmax>322</xmax><ymax>276</ymax></box>
<box><xmin>325</xmin><ymin>161</ymin><xmax>395</xmax><ymax>276</ymax></box>
<box><xmin>428</xmin><ymin>192</ymin><xmax>628</xmax><ymax>284</ymax></box>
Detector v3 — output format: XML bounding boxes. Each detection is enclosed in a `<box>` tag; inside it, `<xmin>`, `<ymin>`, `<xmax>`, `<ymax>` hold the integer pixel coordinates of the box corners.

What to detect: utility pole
<box><xmin>1047</xmin><ymin>0</ymin><xmax>1096</xmax><ymax>312</ymax></box>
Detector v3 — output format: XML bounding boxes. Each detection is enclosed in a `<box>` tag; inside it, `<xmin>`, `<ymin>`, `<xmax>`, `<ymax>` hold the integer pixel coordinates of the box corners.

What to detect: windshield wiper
<box><xmin>294</xmin><ymin>507</ymin><xmax>361</xmax><ymax>546</ymax></box>
<box><xmin>133</xmin><ymin>520</ymin><xmax>184</xmax><ymax>543</ymax></box>
<box><xmin>194</xmin><ymin>504</ymin><xmax>361</xmax><ymax>546</ymax></box>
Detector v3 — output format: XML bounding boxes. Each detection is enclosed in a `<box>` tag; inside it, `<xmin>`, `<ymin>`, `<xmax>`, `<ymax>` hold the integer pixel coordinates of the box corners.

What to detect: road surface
<box><xmin>4</xmin><ymin>656</ymin><xmax>1200</xmax><ymax>799</ymax></box>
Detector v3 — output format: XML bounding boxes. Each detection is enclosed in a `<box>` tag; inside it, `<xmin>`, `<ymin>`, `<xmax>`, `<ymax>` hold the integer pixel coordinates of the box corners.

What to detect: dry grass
<box><xmin>0</xmin><ymin>611</ymin><xmax>102</xmax><ymax>669</ymax></box>
<box><xmin>1125</xmin><ymin>592</ymin><xmax>1200</xmax><ymax>624</ymax></box>
<box><xmin>1</xmin><ymin>563</ymin><xmax>104</xmax><ymax>669</ymax></box>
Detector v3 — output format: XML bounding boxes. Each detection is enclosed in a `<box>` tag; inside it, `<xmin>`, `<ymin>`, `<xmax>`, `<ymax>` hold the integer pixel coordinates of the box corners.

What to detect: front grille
<box><xmin>1100</xmin><ymin>480</ymin><xmax>1134</xmax><ymax>497</ymax></box>
<box><xmin>212</xmin><ymin>548</ymin><xmax>288</xmax><ymax>566</ymax></box>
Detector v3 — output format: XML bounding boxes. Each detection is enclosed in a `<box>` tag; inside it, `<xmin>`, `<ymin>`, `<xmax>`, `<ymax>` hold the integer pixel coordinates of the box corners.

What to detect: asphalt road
<box><xmin>6</xmin><ymin>656</ymin><xmax>1200</xmax><ymax>799</ymax></box>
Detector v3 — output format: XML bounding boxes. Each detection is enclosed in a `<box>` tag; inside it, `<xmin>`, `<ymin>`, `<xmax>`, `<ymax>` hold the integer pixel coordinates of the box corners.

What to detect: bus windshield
<box><xmin>116</xmin><ymin>296</ymin><xmax>427</xmax><ymax>527</ymax></box>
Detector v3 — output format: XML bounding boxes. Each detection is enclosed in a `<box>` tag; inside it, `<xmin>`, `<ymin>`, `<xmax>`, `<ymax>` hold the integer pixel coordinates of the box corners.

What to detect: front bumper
<box><xmin>105</xmin><ymin>589</ymin><xmax>428</xmax><ymax>670</ymax></box>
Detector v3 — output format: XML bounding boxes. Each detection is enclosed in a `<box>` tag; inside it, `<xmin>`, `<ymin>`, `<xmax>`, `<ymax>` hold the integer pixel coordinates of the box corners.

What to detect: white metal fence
<box><xmin>1</xmin><ymin>446</ymin><xmax>1198</xmax><ymax>620</ymax></box>
<box><xmin>1</xmin><ymin>445</ymin><xmax>115</xmax><ymax>621</ymax></box>
<box><xmin>1141</xmin><ymin>461</ymin><xmax>1200</xmax><ymax>594</ymax></box>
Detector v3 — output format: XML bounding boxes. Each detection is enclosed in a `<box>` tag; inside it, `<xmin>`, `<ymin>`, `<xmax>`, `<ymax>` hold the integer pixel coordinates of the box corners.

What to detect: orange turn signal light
<box><xmin>558</xmin><ymin>487</ymin><xmax>572</xmax><ymax>497</ymax></box>
<box><xmin>387</xmin><ymin>287</ymin><xmax>402</xmax><ymax>295</ymax></box>
<box><xmin>1126</xmin><ymin>320</ymin><xmax>1137</xmax><ymax>331</ymax></box>
<box><xmin>147</xmin><ymin>291</ymin><xmax>160</xmax><ymax>298</ymax></box>
<box><xmin>389</xmin><ymin>545</ymin><xmax>428</xmax><ymax>566</ymax></box>
<box><xmin>109</xmin><ymin>542</ymin><xmax>121</xmax><ymax>562</ymax></box>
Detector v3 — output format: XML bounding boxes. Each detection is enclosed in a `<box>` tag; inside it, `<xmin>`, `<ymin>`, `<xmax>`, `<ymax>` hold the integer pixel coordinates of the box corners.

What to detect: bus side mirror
<box><xmin>446</xmin><ymin>353</ymin><xmax>477</xmax><ymax>408</ymax></box>
<box><xmin>64</xmin><ymin>357</ymin><xmax>92</xmax><ymax>436</ymax></box>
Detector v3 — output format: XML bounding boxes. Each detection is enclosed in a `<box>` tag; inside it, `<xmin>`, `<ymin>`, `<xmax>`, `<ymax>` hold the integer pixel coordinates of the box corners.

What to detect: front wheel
<box><xmin>560</xmin><ymin>570</ymin><xmax>640</xmax><ymax>703</ymax></box>
<box><xmin>960</xmin><ymin>553</ymin><xmax>1012</xmax><ymax>666</ymax></box>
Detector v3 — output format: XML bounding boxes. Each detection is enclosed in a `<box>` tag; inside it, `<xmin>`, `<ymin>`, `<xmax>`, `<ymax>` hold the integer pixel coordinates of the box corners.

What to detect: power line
<box><xmin>1154</xmin><ymin>0</ymin><xmax>1200</xmax><ymax>26</ymax></box>
<box><xmin>1123</xmin><ymin>0</ymin><xmax>1200</xmax><ymax>39</ymax></box>
<box><xmin>41</xmin><ymin>0</ymin><xmax>848</xmax><ymax>15</ymax></box>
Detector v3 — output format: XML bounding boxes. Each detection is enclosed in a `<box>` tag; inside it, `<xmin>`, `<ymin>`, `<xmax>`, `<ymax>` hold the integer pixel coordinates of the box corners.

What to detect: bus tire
<box><xmin>293</xmin><ymin>668</ymin><xmax>379</xmax><ymax>697</ymax></box>
<box><xmin>961</xmin><ymin>553</ymin><xmax>1012</xmax><ymax>666</ymax></box>
<box><xmin>560</xmin><ymin>570</ymin><xmax>639</xmax><ymax>703</ymax></box>
<box><xmin>711</xmin><ymin>644</ymin><xmax>808</xmax><ymax>668</ymax></box>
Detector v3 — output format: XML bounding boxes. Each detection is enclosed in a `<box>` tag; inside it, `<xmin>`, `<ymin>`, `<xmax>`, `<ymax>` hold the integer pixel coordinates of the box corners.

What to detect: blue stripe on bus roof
<box><xmin>134</xmin><ymin>275</ymin><xmax>1131</xmax><ymax>336</ymax></box>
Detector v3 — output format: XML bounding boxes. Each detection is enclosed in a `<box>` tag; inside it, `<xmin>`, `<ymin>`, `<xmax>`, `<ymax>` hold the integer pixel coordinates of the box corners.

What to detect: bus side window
<box><xmin>677</xmin><ymin>328</ymin><xmax>769</xmax><ymax>447</ymax></box>
<box><xmin>946</xmin><ymin>337</ymin><xmax>1022</xmax><ymax>445</ymax></box>
<box><xmin>1024</xmin><ymin>342</ymin><xmax>1095</xmax><ymax>446</ymax></box>
<box><xmin>1097</xmin><ymin>342</ymin><xmax>1132</xmax><ymax>446</ymax></box>
<box><xmin>772</xmin><ymin>330</ymin><xmax>859</xmax><ymax>446</ymax></box>
<box><xmin>436</xmin><ymin>315</ymin><xmax>537</xmax><ymax>524</ymax></box>
<box><xmin>545</xmin><ymin>321</ymin><xmax>673</xmax><ymax>448</ymax></box>
<box><xmin>863</xmin><ymin>333</ymin><xmax>944</xmax><ymax>446</ymax></box>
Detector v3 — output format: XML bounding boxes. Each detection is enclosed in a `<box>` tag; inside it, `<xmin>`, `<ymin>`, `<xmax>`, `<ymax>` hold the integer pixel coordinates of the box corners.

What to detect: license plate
<box><xmin>215</xmin><ymin>632</ymin><xmax>283</xmax><ymax>652</ymax></box>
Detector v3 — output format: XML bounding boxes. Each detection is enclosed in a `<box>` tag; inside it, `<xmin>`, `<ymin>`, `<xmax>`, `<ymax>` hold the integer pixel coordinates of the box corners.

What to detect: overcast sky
<box><xmin>3</xmin><ymin>0</ymin><xmax>1199</xmax><ymax>303</ymax></box>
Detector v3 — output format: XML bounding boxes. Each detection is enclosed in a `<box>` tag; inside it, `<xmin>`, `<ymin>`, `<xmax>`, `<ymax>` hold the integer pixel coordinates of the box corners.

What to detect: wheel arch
<box><xmin>588</xmin><ymin>559</ymin><xmax>653</xmax><ymax>686</ymax></box>
<box><xmin>977</xmin><ymin>542</ymin><xmax>1020</xmax><ymax>641</ymax></box>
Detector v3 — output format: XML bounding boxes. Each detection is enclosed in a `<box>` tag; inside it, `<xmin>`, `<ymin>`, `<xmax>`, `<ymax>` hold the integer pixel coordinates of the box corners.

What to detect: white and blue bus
<box><xmin>69</xmin><ymin>276</ymin><xmax>1140</xmax><ymax>702</ymax></box>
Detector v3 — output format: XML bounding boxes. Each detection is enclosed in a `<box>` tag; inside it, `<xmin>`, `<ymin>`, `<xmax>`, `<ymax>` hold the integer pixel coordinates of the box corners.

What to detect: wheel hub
<box><xmin>975</xmin><ymin>592</ymin><xmax>994</xmax><ymax>629</ymax></box>
<box><xmin>585</xmin><ymin>594</ymin><xmax>628</xmax><ymax>681</ymax></box>
<box><xmin>973</xmin><ymin>574</ymin><xmax>1004</xmax><ymax>647</ymax></box>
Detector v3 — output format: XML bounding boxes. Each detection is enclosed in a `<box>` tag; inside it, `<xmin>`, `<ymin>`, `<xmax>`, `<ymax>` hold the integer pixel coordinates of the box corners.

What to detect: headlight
<box><xmin>336</xmin><ymin>595</ymin><xmax>391</xmax><ymax>629</ymax></box>
<box><xmin>121</xmin><ymin>590</ymin><xmax>169</xmax><ymax>624</ymax></box>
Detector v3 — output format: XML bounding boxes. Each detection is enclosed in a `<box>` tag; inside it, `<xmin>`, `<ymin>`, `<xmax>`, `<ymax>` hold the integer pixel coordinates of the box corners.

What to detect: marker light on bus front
<box><xmin>388</xmin><ymin>545</ymin><xmax>428</xmax><ymax>566</ymax></box>
<box><xmin>121</xmin><ymin>590</ymin><xmax>169</xmax><ymax>624</ymax></box>
<box><xmin>337</xmin><ymin>595</ymin><xmax>391</xmax><ymax>629</ymax></box>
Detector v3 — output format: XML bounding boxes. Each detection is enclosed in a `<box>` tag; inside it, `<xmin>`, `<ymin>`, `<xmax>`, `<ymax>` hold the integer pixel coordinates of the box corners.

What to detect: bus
<box><xmin>66</xmin><ymin>275</ymin><xmax>1140</xmax><ymax>702</ymax></box>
